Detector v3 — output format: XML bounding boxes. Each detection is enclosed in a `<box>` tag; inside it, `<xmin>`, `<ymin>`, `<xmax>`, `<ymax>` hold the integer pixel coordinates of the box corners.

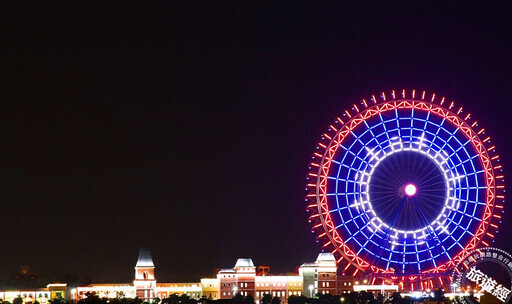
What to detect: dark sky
<box><xmin>0</xmin><ymin>2</ymin><xmax>511</xmax><ymax>283</ymax></box>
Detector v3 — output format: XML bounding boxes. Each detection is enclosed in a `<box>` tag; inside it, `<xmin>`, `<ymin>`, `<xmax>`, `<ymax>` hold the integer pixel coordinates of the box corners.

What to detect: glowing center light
<box><xmin>404</xmin><ymin>183</ymin><xmax>417</xmax><ymax>196</ymax></box>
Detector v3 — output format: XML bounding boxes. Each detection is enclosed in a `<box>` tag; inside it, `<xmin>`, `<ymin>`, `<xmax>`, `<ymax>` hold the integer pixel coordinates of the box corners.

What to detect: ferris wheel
<box><xmin>306</xmin><ymin>90</ymin><xmax>505</xmax><ymax>279</ymax></box>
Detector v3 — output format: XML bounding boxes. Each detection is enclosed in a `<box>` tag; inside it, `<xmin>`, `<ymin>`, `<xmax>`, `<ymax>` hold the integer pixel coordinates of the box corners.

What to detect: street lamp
<box><xmin>309</xmin><ymin>285</ymin><xmax>314</xmax><ymax>298</ymax></box>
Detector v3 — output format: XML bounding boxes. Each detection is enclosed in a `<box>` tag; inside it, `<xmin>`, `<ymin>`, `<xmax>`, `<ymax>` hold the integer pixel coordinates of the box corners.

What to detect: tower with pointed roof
<box><xmin>133</xmin><ymin>248</ymin><xmax>156</xmax><ymax>301</ymax></box>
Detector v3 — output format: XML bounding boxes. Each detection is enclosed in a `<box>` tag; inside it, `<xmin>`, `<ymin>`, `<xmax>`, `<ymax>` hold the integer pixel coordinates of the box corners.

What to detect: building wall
<box><xmin>200</xmin><ymin>278</ymin><xmax>219</xmax><ymax>300</ymax></box>
<box><xmin>218</xmin><ymin>270</ymin><xmax>237</xmax><ymax>299</ymax></box>
<box><xmin>48</xmin><ymin>252</ymin><xmax>362</xmax><ymax>302</ymax></box>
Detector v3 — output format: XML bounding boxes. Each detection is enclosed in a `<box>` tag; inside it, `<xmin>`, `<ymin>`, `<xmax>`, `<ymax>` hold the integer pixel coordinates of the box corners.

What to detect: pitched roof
<box><xmin>135</xmin><ymin>247</ymin><xmax>155</xmax><ymax>267</ymax></box>
<box><xmin>316</xmin><ymin>252</ymin><xmax>336</xmax><ymax>263</ymax></box>
<box><xmin>234</xmin><ymin>258</ymin><xmax>255</xmax><ymax>268</ymax></box>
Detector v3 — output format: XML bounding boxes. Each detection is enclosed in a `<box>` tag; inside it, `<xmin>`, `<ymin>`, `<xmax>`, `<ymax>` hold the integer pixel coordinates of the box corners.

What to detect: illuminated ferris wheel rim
<box><xmin>306</xmin><ymin>89</ymin><xmax>505</xmax><ymax>275</ymax></box>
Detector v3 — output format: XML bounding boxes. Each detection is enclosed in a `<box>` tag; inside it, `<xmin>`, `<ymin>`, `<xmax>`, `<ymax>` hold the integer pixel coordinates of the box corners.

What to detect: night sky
<box><xmin>0</xmin><ymin>2</ymin><xmax>511</xmax><ymax>283</ymax></box>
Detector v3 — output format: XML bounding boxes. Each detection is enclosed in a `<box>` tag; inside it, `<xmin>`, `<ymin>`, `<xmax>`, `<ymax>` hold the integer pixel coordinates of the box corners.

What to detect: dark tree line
<box><xmin>0</xmin><ymin>289</ymin><xmax>448</xmax><ymax>304</ymax></box>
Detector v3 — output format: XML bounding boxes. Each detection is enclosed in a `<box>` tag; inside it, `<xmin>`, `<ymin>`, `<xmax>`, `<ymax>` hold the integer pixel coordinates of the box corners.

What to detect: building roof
<box><xmin>234</xmin><ymin>258</ymin><xmax>255</xmax><ymax>268</ymax></box>
<box><xmin>218</xmin><ymin>268</ymin><xmax>236</xmax><ymax>273</ymax></box>
<box><xmin>135</xmin><ymin>247</ymin><xmax>155</xmax><ymax>268</ymax></box>
<box><xmin>315</xmin><ymin>252</ymin><xmax>336</xmax><ymax>263</ymax></box>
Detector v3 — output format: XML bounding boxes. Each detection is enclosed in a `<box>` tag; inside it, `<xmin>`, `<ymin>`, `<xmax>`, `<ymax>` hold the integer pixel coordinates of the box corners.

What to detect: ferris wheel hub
<box><xmin>404</xmin><ymin>184</ymin><xmax>417</xmax><ymax>196</ymax></box>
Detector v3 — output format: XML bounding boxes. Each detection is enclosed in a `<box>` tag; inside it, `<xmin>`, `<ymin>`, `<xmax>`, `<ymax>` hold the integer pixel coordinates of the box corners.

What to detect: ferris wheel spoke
<box><xmin>416</xmin><ymin>166</ymin><xmax>445</xmax><ymax>185</ymax></box>
<box><xmin>417</xmin><ymin>174</ymin><xmax>447</xmax><ymax>187</ymax></box>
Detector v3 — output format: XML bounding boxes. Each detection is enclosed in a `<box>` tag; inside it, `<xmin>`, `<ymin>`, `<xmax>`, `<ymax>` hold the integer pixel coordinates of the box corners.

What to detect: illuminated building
<box><xmin>74</xmin><ymin>248</ymin><xmax>203</xmax><ymax>302</ymax></box>
<box><xmin>134</xmin><ymin>248</ymin><xmax>157</xmax><ymax>300</ymax></box>
<box><xmin>199</xmin><ymin>279</ymin><xmax>218</xmax><ymax>300</ymax></box>
<box><xmin>72</xmin><ymin>249</ymin><xmax>354</xmax><ymax>303</ymax></box>
<box><xmin>0</xmin><ymin>283</ymin><xmax>68</xmax><ymax>303</ymax></box>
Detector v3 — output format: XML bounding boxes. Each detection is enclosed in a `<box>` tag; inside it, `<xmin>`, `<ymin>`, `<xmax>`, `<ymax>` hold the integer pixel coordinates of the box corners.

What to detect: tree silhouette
<box><xmin>390</xmin><ymin>292</ymin><xmax>402</xmax><ymax>304</ymax></box>
<box><xmin>244</xmin><ymin>294</ymin><xmax>255</xmax><ymax>304</ymax></box>
<box><xmin>233</xmin><ymin>293</ymin><xmax>245</xmax><ymax>302</ymax></box>
<box><xmin>271</xmin><ymin>297</ymin><xmax>281</xmax><ymax>304</ymax></box>
<box><xmin>433</xmin><ymin>288</ymin><xmax>445</xmax><ymax>304</ymax></box>
<box><xmin>288</xmin><ymin>295</ymin><xmax>308</xmax><ymax>304</ymax></box>
<box><xmin>261</xmin><ymin>294</ymin><xmax>272</xmax><ymax>304</ymax></box>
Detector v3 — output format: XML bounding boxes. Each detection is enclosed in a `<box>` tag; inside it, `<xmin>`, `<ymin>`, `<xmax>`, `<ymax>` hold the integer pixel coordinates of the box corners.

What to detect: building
<box><xmin>0</xmin><ymin>283</ymin><xmax>68</xmax><ymax>303</ymax></box>
<box><xmin>134</xmin><ymin>248</ymin><xmax>157</xmax><ymax>300</ymax></box>
<box><xmin>70</xmin><ymin>249</ymin><xmax>355</xmax><ymax>303</ymax></box>
<box><xmin>74</xmin><ymin>248</ymin><xmax>203</xmax><ymax>302</ymax></box>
